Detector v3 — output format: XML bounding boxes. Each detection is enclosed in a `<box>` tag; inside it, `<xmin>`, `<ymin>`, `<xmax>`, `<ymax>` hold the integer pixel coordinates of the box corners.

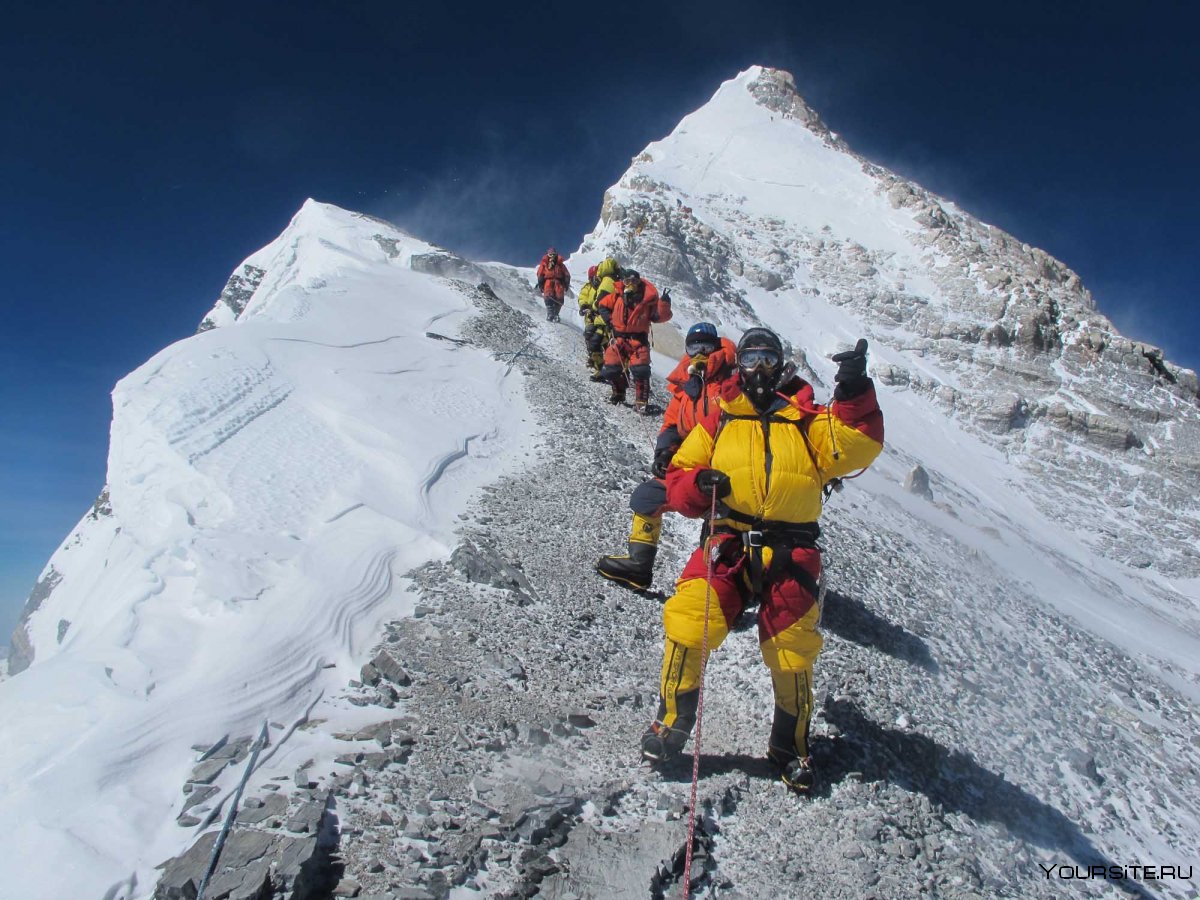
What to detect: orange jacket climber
<box><xmin>599</xmin><ymin>273</ymin><xmax>670</xmax><ymax>335</ymax></box>
<box><xmin>661</xmin><ymin>335</ymin><xmax>738</xmax><ymax>441</ymax></box>
<box><xmin>595</xmin><ymin>324</ymin><xmax>740</xmax><ymax>593</ymax></box>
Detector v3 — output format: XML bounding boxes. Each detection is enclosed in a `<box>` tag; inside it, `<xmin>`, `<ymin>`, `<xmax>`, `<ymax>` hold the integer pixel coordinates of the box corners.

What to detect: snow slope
<box><xmin>0</xmin><ymin>201</ymin><xmax>534</xmax><ymax>897</ymax></box>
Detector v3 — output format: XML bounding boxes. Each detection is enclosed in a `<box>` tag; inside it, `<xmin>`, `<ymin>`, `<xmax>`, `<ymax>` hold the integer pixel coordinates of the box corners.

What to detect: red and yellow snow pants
<box><xmin>655</xmin><ymin>534</ymin><xmax>823</xmax><ymax>759</ymax></box>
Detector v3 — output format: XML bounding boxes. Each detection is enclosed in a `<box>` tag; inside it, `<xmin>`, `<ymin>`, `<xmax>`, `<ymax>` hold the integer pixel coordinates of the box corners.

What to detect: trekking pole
<box><xmin>682</xmin><ymin>485</ymin><xmax>719</xmax><ymax>900</ymax></box>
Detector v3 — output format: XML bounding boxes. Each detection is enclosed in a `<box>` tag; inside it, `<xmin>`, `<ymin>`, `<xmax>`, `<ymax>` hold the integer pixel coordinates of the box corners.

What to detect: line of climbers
<box><xmin>574</xmin><ymin>255</ymin><xmax>672</xmax><ymax>413</ymax></box>
<box><xmin>592</xmin><ymin>322</ymin><xmax>885</xmax><ymax>794</ymax></box>
<box><xmin>535</xmin><ymin>250</ymin><xmax>674</xmax><ymax>413</ymax></box>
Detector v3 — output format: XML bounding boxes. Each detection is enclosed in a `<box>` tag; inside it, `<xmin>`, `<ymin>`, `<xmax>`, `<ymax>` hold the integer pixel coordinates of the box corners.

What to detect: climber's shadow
<box><xmin>821</xmin><ymin>589</ymin><xmax>938</xmax><ymax>673</ymax></box>
<box><xmin>814</xmin><ymin>698</ymin><xmax>1154</xmax><ymax>899</ymax></box>
<box><xmin>698</xmin><ymin>752</ymin><xmax>777</xmax><ymax>781</ymax></box>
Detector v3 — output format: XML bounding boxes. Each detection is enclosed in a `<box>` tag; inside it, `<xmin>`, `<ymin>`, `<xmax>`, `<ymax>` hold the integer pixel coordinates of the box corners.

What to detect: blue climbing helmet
<box><xmin>685</xmin><ymin>322</ymin><xmax>720</xmax><ymax>358</ymax></box>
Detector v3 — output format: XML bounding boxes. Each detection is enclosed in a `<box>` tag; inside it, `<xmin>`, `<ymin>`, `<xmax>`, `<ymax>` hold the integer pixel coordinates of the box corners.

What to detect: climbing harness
<box><xmin>682</xmin><ymin>485</ymin><xmax>719</xmax><ymax>899</ymax></box>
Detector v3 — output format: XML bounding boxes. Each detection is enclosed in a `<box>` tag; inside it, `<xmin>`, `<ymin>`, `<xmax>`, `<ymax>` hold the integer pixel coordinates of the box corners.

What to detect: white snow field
<box><xmin>0</xmin><ymin>201</ymin><xmax>534</xmax><ymax>897</ymax></box>
<box><xmin>3</xmin><ymin>66</ymin><xmax>1199</xmax><ymax>898</ymax></box>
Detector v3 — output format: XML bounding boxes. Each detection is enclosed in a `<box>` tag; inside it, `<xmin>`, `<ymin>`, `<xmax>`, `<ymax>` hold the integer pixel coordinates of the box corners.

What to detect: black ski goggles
<box><xmin>686</xmin><ymin>338</ymin><xmax>720</xmax><ymax>357</ymax></box>
<box><xmin>737</xmin><ymin>347</ymin><xmax>783</xmax><ymax>371</ymax></box>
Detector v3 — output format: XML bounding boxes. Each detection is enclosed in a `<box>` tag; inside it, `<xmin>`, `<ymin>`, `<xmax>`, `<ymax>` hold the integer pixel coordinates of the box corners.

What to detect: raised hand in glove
<box><xmin>832</xmin><ymin>339</ymin><xmax>870</xmax><ymax>399</ymax></box>
<box><xmin>695</xmin><ymin>468</ymin><xmax>732</xmax><ymax>498</ymax></box>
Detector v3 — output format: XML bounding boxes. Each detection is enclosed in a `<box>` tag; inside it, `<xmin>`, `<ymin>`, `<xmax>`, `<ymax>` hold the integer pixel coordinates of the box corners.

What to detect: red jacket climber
<box><xmin>597</xmin><ymin>270</ymin><xmax>672</xmax><ymax>410</ymax></box>
<box><xmin>535</xmin><ymin>248</ymin><xmax>570</xmax><ymax>322</ymax></box>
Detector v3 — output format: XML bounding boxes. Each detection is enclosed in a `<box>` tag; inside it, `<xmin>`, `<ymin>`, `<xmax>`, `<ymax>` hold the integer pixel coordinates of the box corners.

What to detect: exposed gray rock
<box><xmin>188</xmin><ymin>757</ymin><xmax>231</xmax><ymax>785</ymax></box>
<box><xmin>360</xmin><ymin>661</ymin><xmax>380</xmax><ymax>686</ymax></box>
<box><xmin>409</xmin><ymin>251</ymin><xmax>488</xmax><ymax>287</ymax></box>
<box><xmin>235</xmin><ymin>792</ymin><xmax>286</xmax><ymax>825</ymax></box>
<box><xmin>180</xmin><ymin>784</ymin><xmax>219</xmax><ymax>816</ymax></box>
<box><xmin>286</xmin><ymin>795</ymin><xmax>328</xmax><ymax>834</ymax></box>
<box><xmin>194</xmin><ymin>735</ymin><xmax>228</xmax><ymax>760</ymax></box>
<box><xmin>370</xmin><ymin>650</ymin><xmax>411</xmax><ymax>687</ymax></box>
<box><xmin>450</xmin><ymin>539</ymin><xmax>537</xmax><ymax>604</ymax></box>
<box><xmin>7</xmin><ymin>565</ymin><xmax>63</xmax><ymax>675</ymax></box>
<box><xmin>197</xmin><ymin>263</ymin><xmax>266</xmax><ymax>332</ymax></box>
<box><xmin>209</xmin><ymin>737</ymin><xmax>252</xmax><ymax>762</ymax></box>
<box><xmin>903</xmin><ymin>465</ymin><xmax>934</xmax><ymax>500</ymax></box>
<box><xmin>154</xmin><ymin>826</ymin><xmax>327</xmax><ymax>900</ymax></box>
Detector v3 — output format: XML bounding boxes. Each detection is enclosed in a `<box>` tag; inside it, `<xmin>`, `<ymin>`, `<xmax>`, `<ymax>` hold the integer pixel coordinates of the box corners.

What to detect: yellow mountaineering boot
<box><xmin>596</xmin><ymin>513</ymin><xmax>661</xmax><ymax>591</ymax></box>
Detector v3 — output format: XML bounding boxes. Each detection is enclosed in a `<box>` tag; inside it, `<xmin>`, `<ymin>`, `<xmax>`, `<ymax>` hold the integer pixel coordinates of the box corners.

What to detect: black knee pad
<box><xmin>629</xmin><ymin>364</ymin><xmax>651</xmax><ymax>380</ymax></box>
<box><xmin>630</xmin><ymin>478</ymin><xmax>668</xmax><ymax>515</ymax></box>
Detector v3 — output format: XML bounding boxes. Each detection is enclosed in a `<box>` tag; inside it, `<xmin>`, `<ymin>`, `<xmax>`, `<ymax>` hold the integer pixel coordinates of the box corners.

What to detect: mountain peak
<box><xmin>736</xmin><ymin>65</ymin><xmax>831</xmax><ymax>136</ymax></box>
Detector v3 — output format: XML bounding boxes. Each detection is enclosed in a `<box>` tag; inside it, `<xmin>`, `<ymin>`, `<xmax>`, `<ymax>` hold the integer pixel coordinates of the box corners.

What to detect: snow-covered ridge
<box><xmin>197</xmin><ymin>200</ymin><xmax>445</xmax><ymax>331</ymax></box>
<box><xmin>0</xmin><ymin>201</ymin><xmax>536</xmax><ymax>897</ymax></box>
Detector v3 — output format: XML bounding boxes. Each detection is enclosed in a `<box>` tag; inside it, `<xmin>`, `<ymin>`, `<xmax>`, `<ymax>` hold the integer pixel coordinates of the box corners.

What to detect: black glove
<box><xmin>695</xmin><ymin>468</ymin><xmax>731</xmax><ymax>498</ymax></box>
<box><xmin>832</xmin><ymin>339</ymin><xmax>870</xmax><ymax>399</ymax></box>
<box><xmin>535</xmin><ymin>278</ymin><xmax>544</xmax><ymax>291</ymax></box>
<box><xmin>578</xmin><ymin>305</ymin><xmax>589</xmax><ymax>316</ymax></box>
<box><xmin>652</xmin><ymin>447</ymin><xmax>675</xmax><ymax>478</ymax></box>
<box><xmin>661</xmin><ymin>289</ymin><xmax>672</xmax><ymax>304</ymax></box>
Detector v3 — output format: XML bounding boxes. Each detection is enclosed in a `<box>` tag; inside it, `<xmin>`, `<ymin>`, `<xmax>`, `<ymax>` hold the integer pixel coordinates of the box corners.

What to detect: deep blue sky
<box><xmin>2</xmin><ymin>1</ymin><xmax>1197</xmax><ymax>641</ymax></box>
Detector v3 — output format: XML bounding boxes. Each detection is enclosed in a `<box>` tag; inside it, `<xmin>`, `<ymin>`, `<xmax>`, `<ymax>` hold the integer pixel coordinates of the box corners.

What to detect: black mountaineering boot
<box><xmin>780</xmin><ymin>756</ymin><xmax>815</xmax><ymax>793</ymax></box>
<box><xmin>596</xmin><ymin>541</ymin><xmax>656</xmax><ymax>590</ymax></box>
<box><xmin>768</xmin><ymin>676</ymin><xmax>815</xmax><ymax>793</ymax></box>
<box><xmin>633</xmin><ymin>377</ymin><xmax>651</xmax><ymax>413</ymax></box>
<box><xmin>641</xmin><ymin>721</ymin><xmax>689</xmax><ymax>763</ymax></box>
<box><xmin>768</xmin><ymin>743</ymin><xmax>815</xmax><ymax>794</ymax></box>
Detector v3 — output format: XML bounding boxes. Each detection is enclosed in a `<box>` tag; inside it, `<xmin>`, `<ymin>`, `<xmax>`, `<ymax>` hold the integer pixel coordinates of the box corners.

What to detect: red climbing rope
<box><xmin>682</xmin><ymin>485</ymin><xmax>719</xmax><ymax>899</ymax></box>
